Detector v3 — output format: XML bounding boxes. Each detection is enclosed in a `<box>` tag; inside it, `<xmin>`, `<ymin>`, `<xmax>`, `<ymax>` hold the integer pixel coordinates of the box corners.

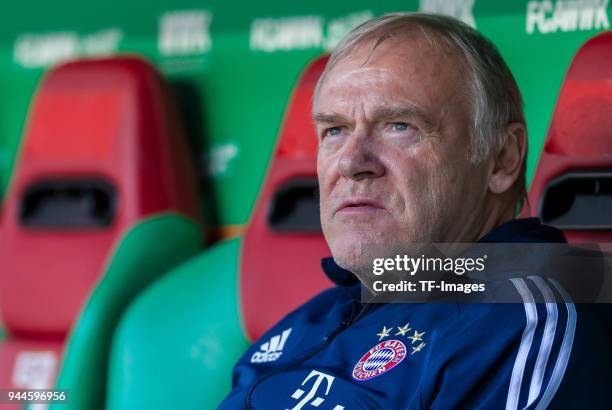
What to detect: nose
<box><xmin>338</xmin><ymin>131</ymin><xmax>385</xmax><ymax>181</ymax></box>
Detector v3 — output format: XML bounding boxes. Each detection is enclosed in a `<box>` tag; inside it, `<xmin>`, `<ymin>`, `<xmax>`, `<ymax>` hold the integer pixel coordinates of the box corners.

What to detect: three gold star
<box><xmin>408</xmin><ymin>330</ymin><xmax>426</xmax><ymax>344</ymax></box>
<box><xmin>376</xmin><ymin>326</ymin><xmax>392</xmax><ymax>340</ymax></box>
<box><xmin>411</xmin><ymin>342</ymin><xmax>426</xmax><ymax>354</ymax></box>
<box><xmin>395</xmin><ymin>323</ymin><xmax>411</xmax><ymax>336</ymax></box>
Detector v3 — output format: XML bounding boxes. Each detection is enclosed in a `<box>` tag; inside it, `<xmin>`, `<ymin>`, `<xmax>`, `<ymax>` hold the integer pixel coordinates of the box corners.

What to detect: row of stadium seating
<box><xmin>0</xmin><ymin>30</ymin><xmax>610</xmax><ymax>410</ymax></box>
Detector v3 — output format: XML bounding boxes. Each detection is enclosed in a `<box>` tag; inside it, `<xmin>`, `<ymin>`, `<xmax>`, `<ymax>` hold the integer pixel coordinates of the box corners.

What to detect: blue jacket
<box><xmin>219</xmin><ymin>219</ymin><xmax>612</xmax><ymax>409</ymax></box>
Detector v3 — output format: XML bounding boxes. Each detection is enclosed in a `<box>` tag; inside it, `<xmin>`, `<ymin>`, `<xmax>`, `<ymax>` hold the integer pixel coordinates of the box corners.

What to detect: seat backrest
<box><xmin>525</xmin><ymin>32</ymin><xmax>612</xmax><ymax>341</ymax></box>
<box><xmin>0</xmin><ymin>56</ymin><xmax>200</xmax><ymax>338</ymax></box>
<box><xmin>527</xmin><ymin>31</ymin><xmax>612</xmax><ymax>244</ymax></box>
<box><xmin>240</xmin><ymin>56</ymin><xmax>332</xmax><ymax>341</ymax></box>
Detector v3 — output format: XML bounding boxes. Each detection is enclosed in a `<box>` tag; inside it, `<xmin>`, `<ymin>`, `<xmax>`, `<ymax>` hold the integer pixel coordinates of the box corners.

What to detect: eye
<box><xmin>385</xmin><ymin>121</ymin><xmax>422</xmax><ymax>143</ymax></box>
<box><xmin>393</xmin><ymin>122</ymin><xmax>410</xmax><ymax>132</ymax></box>
<box><xmin>324</xmin><ymin>126</ymin><xmax>342</xmax><ymax>138</ymax></box>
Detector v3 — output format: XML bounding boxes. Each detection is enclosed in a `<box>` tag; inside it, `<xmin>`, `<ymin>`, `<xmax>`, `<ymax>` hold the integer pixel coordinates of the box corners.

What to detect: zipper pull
<box><xmin>323</xmin><ymin>319</ymin><xmax>351</xmax><ymax>342</ymax></box>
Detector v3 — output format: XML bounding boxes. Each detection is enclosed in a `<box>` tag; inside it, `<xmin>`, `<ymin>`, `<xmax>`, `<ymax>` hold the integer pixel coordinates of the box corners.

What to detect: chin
<box><xmin>327</xmin><ymin>233</ymin><xmax>388</xmax><ymax>276</ymax></box>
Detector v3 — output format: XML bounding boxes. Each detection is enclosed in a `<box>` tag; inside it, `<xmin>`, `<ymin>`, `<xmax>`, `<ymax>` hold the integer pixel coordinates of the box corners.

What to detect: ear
<box><xmin>488</xmin><ymin>122</ymin><xmax>527</xmax><ymax>194</ymax></box>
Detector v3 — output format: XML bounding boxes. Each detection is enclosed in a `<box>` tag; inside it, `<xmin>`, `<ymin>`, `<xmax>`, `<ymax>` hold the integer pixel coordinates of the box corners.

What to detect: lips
<box><xmin>335</xmin><ymin>198</ymin><xmax>386</xmax><ymax>215</ymax></box>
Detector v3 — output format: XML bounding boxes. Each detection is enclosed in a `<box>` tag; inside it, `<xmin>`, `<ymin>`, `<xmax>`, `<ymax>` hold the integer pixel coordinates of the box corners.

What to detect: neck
<box><xmin>474</xmin><ymin>192</ymin><xmax>517</xmax><ymax>241</ymax></box>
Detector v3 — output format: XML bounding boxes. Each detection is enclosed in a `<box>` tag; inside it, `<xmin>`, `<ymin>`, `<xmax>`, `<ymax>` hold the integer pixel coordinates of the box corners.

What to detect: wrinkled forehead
<box><xmin>325</xmin><ymin>27</ymin><xmax>469</xmax><ymax>83</ymax></box>
<box><xmin>318</xmin><ymin>67</ymin><xmax>398</xmax><ymax>108</ymax></box>
<box><xmin>315</xmin><ymin>34</ymin><xmax>470</xmax><ymax>113</ymax></box>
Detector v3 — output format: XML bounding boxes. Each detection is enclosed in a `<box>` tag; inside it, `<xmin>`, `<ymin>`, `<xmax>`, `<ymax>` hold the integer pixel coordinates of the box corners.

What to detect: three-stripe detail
<box><xmin>506</xmin><ymin>276</ymin><xmax>576</xmax><ymax>410</ymax></box>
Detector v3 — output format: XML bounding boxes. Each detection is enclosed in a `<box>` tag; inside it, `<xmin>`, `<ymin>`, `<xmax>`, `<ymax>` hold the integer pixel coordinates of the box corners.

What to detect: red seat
<box><xmin>240</xmin><ymin>56</ymin><xmax>333</xmax><ymax>340</ymax></box>
<box><xmin>526</xmin><ymin>31</ymin><xmax>612</xmax><ymax>244</ymax></box>
<box><xmin>0</xmin><ymin>56</ymin><xmax>200</xmax><ymax>393</ymax></box>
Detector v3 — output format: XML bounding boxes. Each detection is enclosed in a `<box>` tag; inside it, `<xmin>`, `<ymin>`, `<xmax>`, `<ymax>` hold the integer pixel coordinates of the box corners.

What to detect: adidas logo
<box><xmin>250</xmin><ymin>328</ymin><xmax>292</xmax><ymax>363</ymax></box>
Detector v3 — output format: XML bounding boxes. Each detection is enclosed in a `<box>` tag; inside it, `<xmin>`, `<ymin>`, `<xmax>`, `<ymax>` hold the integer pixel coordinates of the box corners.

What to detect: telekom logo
<box><xmin>287</xmin><ymin>370</ymin><xmax>345</xmax><ymax>410</ymax></box>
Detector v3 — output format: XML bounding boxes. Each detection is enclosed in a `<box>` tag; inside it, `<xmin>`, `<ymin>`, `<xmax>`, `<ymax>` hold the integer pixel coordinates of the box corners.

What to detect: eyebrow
<box><xmin>372</xmin><ymin>104</ymin><xmax>436</xmax><ymax>130</ymax></box>
<box><xmin>312</xmin><ymin>112</ymin><xmax>350</xmax><ymax>125</ymax></box>
<box><xmin>313</xmin><ymin>104</ymin><xmax>436</xmax><ymax>130</ymax></box>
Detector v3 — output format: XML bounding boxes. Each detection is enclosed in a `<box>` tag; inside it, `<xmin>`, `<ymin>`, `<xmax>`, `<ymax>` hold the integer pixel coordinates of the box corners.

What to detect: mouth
<box><xmin>335</xmin><ymin>198</ymin><xmax>386</xmax><ymax>215</ymax></box>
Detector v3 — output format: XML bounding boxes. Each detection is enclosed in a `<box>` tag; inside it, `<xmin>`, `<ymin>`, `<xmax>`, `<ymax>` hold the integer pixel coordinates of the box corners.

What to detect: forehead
<box><xmin>316</xmin><ymin>34</ymin><xmax>468</xmax><ymax>113</ymax></box>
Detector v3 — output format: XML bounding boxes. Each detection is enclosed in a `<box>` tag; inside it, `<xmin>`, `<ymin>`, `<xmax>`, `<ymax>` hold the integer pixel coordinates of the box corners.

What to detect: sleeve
<box><xmin>419</xmin><ymin>277</ymin><xmax>612</xmax><ymax>410</ymax></box>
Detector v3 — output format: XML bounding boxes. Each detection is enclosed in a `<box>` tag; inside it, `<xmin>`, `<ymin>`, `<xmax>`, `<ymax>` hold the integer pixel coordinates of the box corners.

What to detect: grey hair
<box><xmin>314</xmin><ymin>12</ymin><xmax>527</xmax><ymax>209</ymax></box>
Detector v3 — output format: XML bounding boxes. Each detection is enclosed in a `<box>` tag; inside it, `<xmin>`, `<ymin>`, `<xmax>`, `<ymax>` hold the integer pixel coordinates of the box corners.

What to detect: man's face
<box><xmin>315</xmin><ymin>35</ymin><xmax>491</xmax><ymax>275</ymax></box>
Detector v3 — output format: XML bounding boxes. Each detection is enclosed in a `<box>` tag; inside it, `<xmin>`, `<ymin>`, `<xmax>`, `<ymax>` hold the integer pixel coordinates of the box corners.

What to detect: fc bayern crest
<box><xmin>352</xmin><ymin>339</ymin><xmax>407</xmax><ymax>381</ymax></box>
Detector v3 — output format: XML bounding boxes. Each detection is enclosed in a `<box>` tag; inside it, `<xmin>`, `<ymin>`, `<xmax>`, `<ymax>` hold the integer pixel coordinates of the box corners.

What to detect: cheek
<box><xmin>390</xmin><ymin>147</ymin><xmax>444</xmax><ymax>208</ymax></box>
<box><xmin>317</xmin><ymin>155</ymin><xmax>337</xmax><ymax>215</ymax></box>
<box><xmin>385</xmin><ymin>145</ymin><xmax>462</xmax><ymax>239</ymax></box>
<box><xmin>417</xmin><ymin>149</ymin><xmax>484</xmax><ymax>228</ymax></box>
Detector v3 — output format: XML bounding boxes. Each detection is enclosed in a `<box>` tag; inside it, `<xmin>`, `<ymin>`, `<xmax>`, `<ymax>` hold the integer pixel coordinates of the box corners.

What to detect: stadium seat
<box><xmin>526</xmin><ymin>31</ymin><xmax>612</xmax><ymax>244</ymax></box>
<box><xmin>526</xmin><ymin>32</ymin><xmax>612</xmax><ymax>339</ymax></box>
<box><xmin>240</xmin><ymin>56</ymin><xmax>332</xmax><ymax>340</ymax></box>
<box><xmin>106</xmin><ymin>55</ymin><xmax>332</xmax><ymax>410</ymax></box>
<box><xmin>0</xmin><ymin>56</ymin><xmax>203</xmax><ymax>409</ymax></box>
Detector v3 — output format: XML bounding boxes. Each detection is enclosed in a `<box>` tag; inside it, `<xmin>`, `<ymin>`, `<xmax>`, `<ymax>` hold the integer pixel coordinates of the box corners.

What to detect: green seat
<box><xmin>102</xmin><ymin>56</ymin><xmax>335</xmax><ymax>410</ymax></box>
<box><xmin>105</xmin><ymin>238</ymin><xmax>249</xmax><ymax>410</ymax></box>
<box><xmin>49</xmin><ymin>214</ymin><xmax>203</xmax><ymax>410</ymax></box>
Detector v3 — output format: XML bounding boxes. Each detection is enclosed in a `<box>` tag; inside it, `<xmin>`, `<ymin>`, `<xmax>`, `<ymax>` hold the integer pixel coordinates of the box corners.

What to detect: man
<box><xmin>219</xmin><ymin>13</ymin><xmax>612</xmax><ymax>409</ymax></box>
